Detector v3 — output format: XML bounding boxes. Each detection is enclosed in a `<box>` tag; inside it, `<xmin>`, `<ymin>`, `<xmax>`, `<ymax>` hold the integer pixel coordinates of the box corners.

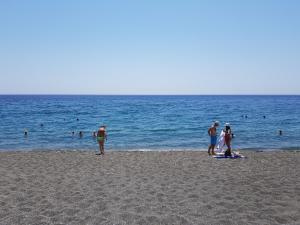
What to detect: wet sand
<box><xmin>0</xmin><ymin>151</ymin><xmax>299</xmax><ymax>225</ymax></box>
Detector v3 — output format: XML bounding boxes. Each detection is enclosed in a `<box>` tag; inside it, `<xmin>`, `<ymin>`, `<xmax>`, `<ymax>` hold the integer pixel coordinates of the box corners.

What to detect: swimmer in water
<box><xmin>97</xmin><ymin>126</ymin><xmax>107</xmax><ymax>155</ymax></box>
<box><xmin>24</xmin><ymin>129</ymin><xmax>28</xmax><ymax>136</ymax></box>
<box><xmin>79</xmin><ymin>131</ymin><xmax>83</xmax><ymax>138</ymax></box>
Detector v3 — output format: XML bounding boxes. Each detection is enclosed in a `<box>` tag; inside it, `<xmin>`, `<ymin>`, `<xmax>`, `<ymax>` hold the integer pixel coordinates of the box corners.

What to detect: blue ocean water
<box><xmin>0</xmin><ymin>95</ymin><xmax>299</xmax><ymax>151</ymax></box>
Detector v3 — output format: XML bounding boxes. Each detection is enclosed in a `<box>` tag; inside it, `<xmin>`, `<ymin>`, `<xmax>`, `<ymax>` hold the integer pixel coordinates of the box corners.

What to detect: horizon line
<box><xmin>0</xmin><ymin>93</ymin><xmax>299</xmax><ymax>96</ymax></box>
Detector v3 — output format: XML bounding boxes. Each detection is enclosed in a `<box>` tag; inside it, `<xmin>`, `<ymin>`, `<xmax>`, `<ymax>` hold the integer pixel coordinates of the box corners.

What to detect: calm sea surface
<box><xmin>0</xmin><ymin>95</ymin><xmax>299</xmax><ymax>151</ymax></box>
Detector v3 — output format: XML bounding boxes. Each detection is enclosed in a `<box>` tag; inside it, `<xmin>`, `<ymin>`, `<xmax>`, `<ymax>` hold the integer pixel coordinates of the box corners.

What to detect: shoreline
<box><xmin>0</xmin><ymin>148</ymin><xmax>299</xmax><ymax>153</ymax></box>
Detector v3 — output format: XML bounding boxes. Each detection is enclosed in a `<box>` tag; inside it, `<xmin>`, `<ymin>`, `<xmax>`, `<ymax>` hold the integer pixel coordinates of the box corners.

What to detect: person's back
<box><xmin>208</xmin><ymin>126</ymin><xmax>217</xmax><ymax>136</ymax></box>
<box><xmin>97</xmin><ymin>126</ymin><xmax>107</xmax><ymax>155</ymax></box>
<box><xmin>97</xmin><ymin>128</ymin><xmax>105</xmax><ymax>138</ymax></box>
<box><xmin>224</xmin><ymin>129</ymin><xmax>231</xmax><ymax>144</ymax></box>
<box><xmin>224</xmin><ymin>124</ymin><xmax>232</xmax><ymax>156</ymax></box>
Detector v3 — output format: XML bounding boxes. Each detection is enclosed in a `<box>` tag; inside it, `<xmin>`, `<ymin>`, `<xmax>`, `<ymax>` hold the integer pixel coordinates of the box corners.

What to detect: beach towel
<box><xmin>216</xmin><ymin>130</ymin><xmax>225</xmax><ymax>153</ymax></box>
<box><xmin>213</xmin><ymin>151</ymin><xmax>245</xmax><ymax>159</ymax></box>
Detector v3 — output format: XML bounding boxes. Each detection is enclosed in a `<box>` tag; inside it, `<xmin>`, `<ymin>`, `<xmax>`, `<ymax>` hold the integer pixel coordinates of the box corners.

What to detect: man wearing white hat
<box><xmin>207</xmin><ymin>121</ymin><xmax>219</xmax><ymax>155</ymax></box>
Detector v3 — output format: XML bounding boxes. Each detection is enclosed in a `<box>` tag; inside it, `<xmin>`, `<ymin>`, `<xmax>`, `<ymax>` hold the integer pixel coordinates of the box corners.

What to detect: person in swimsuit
<box><xmin>224</xmin><ymin>123</ymin><xmax>232</xmax><ymax>157</ymax></box>
<box><xmin>208</xmin><ymin>121</ymin><xmax>219</xmax><ymax>155</ymax></box>
<box><xmin>97</xmin><ymin>126</ymin><xmax>107</xmax><ymax>155</ymax></box>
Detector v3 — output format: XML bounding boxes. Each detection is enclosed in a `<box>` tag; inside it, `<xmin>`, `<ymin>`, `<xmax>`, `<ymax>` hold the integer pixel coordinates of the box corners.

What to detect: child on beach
<box><xmin>208</xmin><ymin>121</ymin><xmax>219</xmax><ymax>155</ymax></box>
<box><xmin>97</xmin><ymin>126</ymin><xmax>107</xmax><ymax>155</ymax></box>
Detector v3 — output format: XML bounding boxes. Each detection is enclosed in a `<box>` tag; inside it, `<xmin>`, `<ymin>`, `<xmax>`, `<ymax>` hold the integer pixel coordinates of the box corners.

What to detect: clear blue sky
<box><xmin>0</xmin><ymin>0</ymin><xmax>299</xmax><ymax>94</ymax></box>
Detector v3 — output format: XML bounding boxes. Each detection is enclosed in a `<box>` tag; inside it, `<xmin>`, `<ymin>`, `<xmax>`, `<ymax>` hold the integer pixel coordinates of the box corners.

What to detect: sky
<box><xmin>0</xmin><ymin>0</ymin><xmax>299</xmax><ymax>94</ymax></box>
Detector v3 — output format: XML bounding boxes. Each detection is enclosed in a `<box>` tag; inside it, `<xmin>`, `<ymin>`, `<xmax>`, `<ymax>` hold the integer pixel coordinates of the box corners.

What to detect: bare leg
<box><xmin>228</xmin><ymin>145</ymin><xmax>231</xmax><ymax>155</ymax></box>
<box><xmin>100</xmin><ymin>142</ymin><xmax>104</xmax><ymax>155</ymax></box>
<box><xmin>211</xmin><ymin>145</ymin><xmax>216</xmax><ymax>155</ymax></box>
<box><xmin>98</xmin><ymin>142</ymin><xmax>102</xmax><ymax>154</ymax></box>
<box><xmin>225</xmin><ymin>143</ymin><xmax>231</xmax><ymax>156</ymax></box>
<box><xmin>208</xmin><ymin>145</ymin><xmax>212</xmax><ymax>155</ymax></box>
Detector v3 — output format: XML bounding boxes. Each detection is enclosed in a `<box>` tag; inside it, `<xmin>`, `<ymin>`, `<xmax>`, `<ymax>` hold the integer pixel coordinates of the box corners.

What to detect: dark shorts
<box><xmin>211</xmin><ymin>136</ymin><xmax>217</xmax><ymax>145</ymax></box>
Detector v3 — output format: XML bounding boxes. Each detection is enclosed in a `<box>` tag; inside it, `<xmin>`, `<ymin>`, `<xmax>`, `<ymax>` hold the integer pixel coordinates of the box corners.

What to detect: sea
<box><xmin>0</xmin><ymin>95</ymin><xmax>299</xmax><ymax>152</ymax></box>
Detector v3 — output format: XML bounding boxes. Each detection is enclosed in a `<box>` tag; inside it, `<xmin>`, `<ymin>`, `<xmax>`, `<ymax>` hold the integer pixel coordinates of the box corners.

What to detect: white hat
<box><xmin>214</xmin><ymin>121</ymin><xmax>219</xmax><ymax>126</ymax></box>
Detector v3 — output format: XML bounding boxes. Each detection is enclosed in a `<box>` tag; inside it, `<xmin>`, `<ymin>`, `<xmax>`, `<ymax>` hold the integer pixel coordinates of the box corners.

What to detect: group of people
<box><xmin>24</xmin><ymin>124</ymin><xmax>108</xmax><ymax>155</ymax></box>
<box><xmin>208</xmin><ymin>121</ymin><xmax>233</xmax><ymax>157</ymax></box>
<box><xmin>98</xmin><ymin>121</ymin><xmax>234</xmax><ymax>157</ymax></box>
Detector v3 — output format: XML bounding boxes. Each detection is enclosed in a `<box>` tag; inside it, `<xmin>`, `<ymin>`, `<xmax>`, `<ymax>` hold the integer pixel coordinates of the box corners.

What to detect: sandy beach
<box><xmin>0</xmin><ymin>150</ymin><xmax>299</xmax><ymax>225</ymax></box>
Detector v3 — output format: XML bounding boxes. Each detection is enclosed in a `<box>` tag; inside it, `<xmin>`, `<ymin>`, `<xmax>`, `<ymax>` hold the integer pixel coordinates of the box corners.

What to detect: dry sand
<box><xmin>0</xmin><ymin>150</ymin><xmax>299</xmax><ymax>225</ymax></box>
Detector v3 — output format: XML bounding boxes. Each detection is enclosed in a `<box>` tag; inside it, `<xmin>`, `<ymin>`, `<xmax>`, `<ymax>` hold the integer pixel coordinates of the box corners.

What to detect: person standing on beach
<box><xmin>208</xmin><ymin>121</ymin><xmax>219</xmax><ymax>155</ymax></box>
<box><xmin>97</xmin><ymin>126</ymin><xmax>107</xmax><ymax>155</ymax></box>
<box><xmin>224</xmin><ymin>123</ymin><xmax>232</xmax><ymax>157</ymax></box>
